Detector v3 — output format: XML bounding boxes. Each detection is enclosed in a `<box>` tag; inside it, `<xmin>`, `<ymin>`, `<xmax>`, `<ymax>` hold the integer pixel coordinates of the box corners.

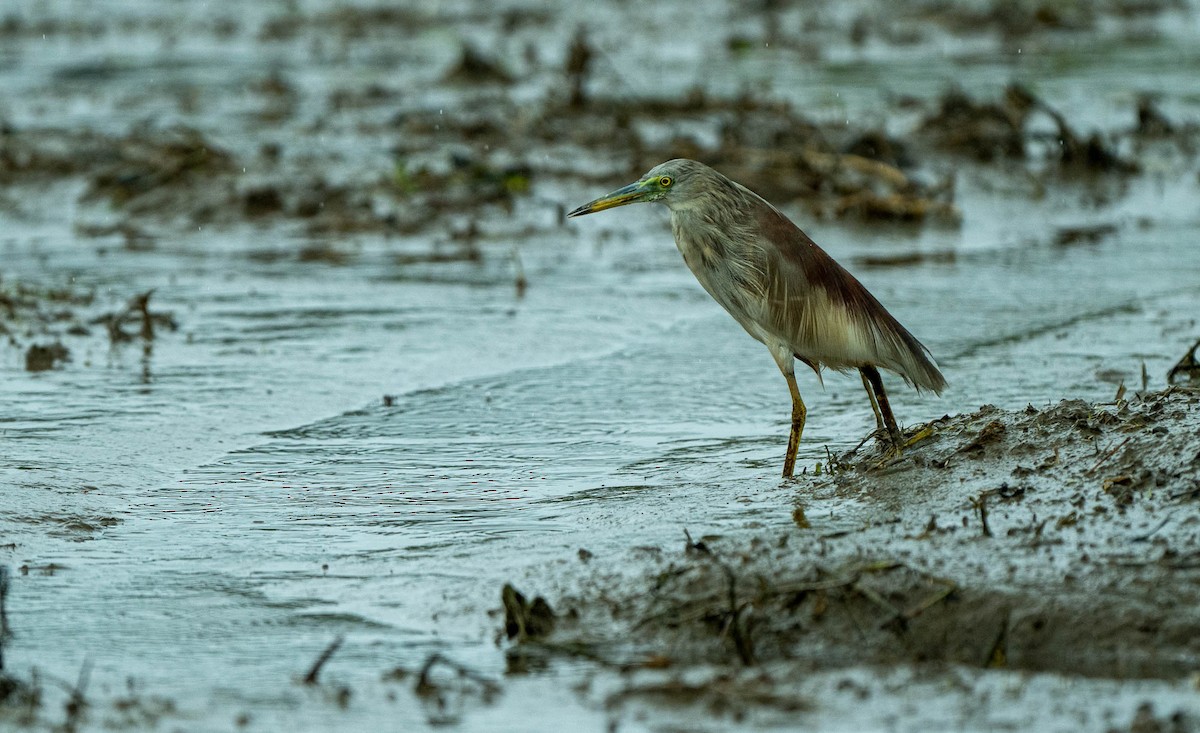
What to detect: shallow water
<box><xmin>3</xmin><ymin>1</ymin><xmax>1200</xmax><ymax>730</ymax></box>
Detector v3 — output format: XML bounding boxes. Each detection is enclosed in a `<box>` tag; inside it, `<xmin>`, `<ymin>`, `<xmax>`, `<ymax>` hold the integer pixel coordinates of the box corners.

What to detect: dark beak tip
<box><xmin>566</xmin><ymin>206</ymin><xmax>589</xmax><ymax>218</ymax></box>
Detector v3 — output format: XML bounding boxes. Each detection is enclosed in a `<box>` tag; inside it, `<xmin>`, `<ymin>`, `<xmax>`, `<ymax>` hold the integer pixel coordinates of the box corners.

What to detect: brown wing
<box><xmin>752</xmin><ymin>204</ymin><xmax>946</xmax><ymax>394</ymax></box>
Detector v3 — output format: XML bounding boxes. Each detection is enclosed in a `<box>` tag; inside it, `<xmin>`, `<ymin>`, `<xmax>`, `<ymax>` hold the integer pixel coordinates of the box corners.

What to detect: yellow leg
<box><xmin>861</xmin><ymin>369</ymin><xmax>884</xmax><ymax>433</ymax></box>
<box><xmin>782</xmin><ymin>372</ymin><xmax>807</xmax><ymax>478</ymax></box>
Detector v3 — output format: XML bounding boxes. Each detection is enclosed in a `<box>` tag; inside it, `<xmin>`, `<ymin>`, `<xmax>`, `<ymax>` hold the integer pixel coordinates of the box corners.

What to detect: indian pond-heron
<box><xmin>567</xmin><ymin>159</ymin><xmax>946</xmax><ymax>477</ymax></box>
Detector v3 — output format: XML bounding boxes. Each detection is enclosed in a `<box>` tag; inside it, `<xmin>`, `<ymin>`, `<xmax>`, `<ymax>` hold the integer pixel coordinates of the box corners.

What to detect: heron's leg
<box><xmin>860</xmin><ymin>369</ymin><xmax>884</xmax><ymax>433</ymax></box>
<box><xmin>767</xmin><ymin>345</ymin><xmax>807</xmax><ymax>477</ymax></box>
<box><xmin>781</xmin><ymin>371</ymin><xmax>807</xmax><ymax>478</ymax></box>
<box><xmin>861</xmin><ymin>365</ymin><xmax>902</xmax><ymax>446</ymax></box>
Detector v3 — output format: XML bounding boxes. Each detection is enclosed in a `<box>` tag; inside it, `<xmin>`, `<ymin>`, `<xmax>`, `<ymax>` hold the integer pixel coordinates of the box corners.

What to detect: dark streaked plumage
<box><xmin>567</xmin><ymin>158</ymin><xmax>945</xmax><ymax>477</ymax></box>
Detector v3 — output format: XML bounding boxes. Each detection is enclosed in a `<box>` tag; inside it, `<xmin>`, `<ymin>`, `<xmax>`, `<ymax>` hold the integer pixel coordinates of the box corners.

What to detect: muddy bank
<box><xmin>504</xmin><ymin>388</ymin><xmax>1200</xmax><ymax>728</ymax></box>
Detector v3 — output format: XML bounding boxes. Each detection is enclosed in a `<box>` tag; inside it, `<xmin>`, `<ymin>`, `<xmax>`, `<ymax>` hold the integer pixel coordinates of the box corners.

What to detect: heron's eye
<box><xmin>659</xmin><ymin>176</ymin><xmax>673</xmax><ymax>187</ymax></box>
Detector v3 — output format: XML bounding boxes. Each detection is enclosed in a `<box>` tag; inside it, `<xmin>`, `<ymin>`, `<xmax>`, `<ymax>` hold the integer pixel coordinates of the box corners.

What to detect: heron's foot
<box><xmin>869</xmin><ymin>426</ymin><xmax>903</xmax><ymax>448</ymax></box>
<box><xmin>871</xmin><ymin>424</ymin><xmax>936</xmax><ymax>467</ymax></box>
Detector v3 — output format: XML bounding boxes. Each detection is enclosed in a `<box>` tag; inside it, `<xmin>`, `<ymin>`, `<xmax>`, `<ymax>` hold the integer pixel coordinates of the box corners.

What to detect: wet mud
<box><xmin>509</xmin><ymin>389</ymin><xmax>1200</xmax><ymax>728</ymax></box>
<box><xmin>4</xmin><ymin>0</ymin><xmax>1200</xmax><ymax>731</ymax></box>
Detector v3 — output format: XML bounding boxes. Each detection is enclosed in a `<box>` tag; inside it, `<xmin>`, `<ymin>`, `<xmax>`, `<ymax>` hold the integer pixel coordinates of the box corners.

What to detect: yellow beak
<box><xmin>566</xmin><ymin>180</ymin><xmax>651</xmax><ymax>217</ymax></box>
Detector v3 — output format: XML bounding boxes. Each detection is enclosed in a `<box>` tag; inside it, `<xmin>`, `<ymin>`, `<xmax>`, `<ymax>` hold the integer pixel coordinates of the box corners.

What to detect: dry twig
<box><xmin>302</xmin><ymin>636</ymin><xmax>344</xmax><ymax>685</ymax></box>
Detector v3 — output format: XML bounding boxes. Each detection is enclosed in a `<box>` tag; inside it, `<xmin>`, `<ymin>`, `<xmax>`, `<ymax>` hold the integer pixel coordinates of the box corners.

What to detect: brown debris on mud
<box><xmin>919</xmin><ymin>83</ymin><xmax>1143</xmax><ymax>174</ymax></box>
<box><xmin>6</xmin><ymin>23</ymin><xmax>1192</xmax><ymax>249</ymax></box>
<box><xmin>1</xmin><ymin>279</ymin><xmax>174</xmax><ymax>368</ymax></box>
<box><xmin>633</xmin><ymin>106</ymin><xmax>962</xmax><ymax>224</ymax></box>
<box><xmin>504</xmin><ymin>388</ymin><xmax>1200</xmax><ymax>719</ymax></box>
<box><xmin>1168</xmin><ymin>339</ymin><xmax>1200</xmax><ymax>387</ymax></box>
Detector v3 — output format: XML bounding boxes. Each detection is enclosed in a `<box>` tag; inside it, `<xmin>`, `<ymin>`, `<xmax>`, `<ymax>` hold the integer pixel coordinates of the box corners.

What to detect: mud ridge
<box><xmin>504</xmin><ymin>389</ymin><xmax>1200</xmax><ymax>712</ymax></box>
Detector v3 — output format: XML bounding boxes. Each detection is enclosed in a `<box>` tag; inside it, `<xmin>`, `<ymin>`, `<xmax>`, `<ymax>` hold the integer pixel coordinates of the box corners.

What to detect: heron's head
<box><xmin>566</xmin><ymin>159</ymin><xmax>712</xmax><ymax>218</ymax></box>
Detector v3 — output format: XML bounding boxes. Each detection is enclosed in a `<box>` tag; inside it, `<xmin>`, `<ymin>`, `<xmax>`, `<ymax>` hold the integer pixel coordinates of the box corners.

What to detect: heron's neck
<box><xmin>667</xmin><ymin>188</ymin><xmax>754</xmax><ymax>230</ymax></box>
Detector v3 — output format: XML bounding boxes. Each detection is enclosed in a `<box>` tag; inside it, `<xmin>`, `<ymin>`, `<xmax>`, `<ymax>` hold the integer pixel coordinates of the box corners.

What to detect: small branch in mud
<box><xmin>1085</xmin><ymin>436</ymin><xmax>1132</xmax><ymax>475</ymax></box>
<box><xmin>302</xmin><ymin>635</ymin><xmax>344</xmax><ymax>685</ymax></box>
<box><xmin>564</xmin><ymin>27</ymin><xmax>594</xmax><ymax>108</ymax></box>
<box><xmin>901</xmin><ymin>581</ymin><xmax>958</xmax><ymax>622</ymax></box>
<box><xmin>846</xmin><ymin>430</ymin><xmax>877</xmax><ymax>458</ymax></box>
<box><xmin>1170</xmin><ymin>482</ymin><xmax>1200</xmax><ymax>502</ymax></box>
<box><xmin>62</xmin><ymin>659</ymin><xmax>92</xmax><ymax>733</ymax></box>
<box><xmin>852</xmin><ymin>580</ymin><xmax>905</xmax><ymax>628</ymax></box>
<box><xmin>970</xmin><ymin>493</ymin><xmax>993</xmax><ymax>537</ymax></box>
<box><xmin>0</xmin><ymin>566</ymin><xmax>9</xmax><ymax>672</ymax></box>
<box><xmin>823</xmin><ymin>444</ymin><xmax>843</xmax><ymax>475</ymax></box>
<box><xmin>683</xmin><ymin>529</ymin><xmax>711</xmax><ymax>555</ymax></box>
<box><xmin>718</xmin><ymin>563</ymin><xmax>755</xmax><ymax>666</ymax></box>
<box><xmin>1131</xmin><ymin>516</ymin><xmax>1172</xmax><ymax>543</ymax></box>
<box><xmin>1166</xmin><ymin>338</ymin><xmax>1200</xmax><ymax>386</ymax></box>
<box><xmin>415</xmin><ymin>653</ymin><xmax>500</xmax><ymax>699</ymax></box>
<box><xmin>510</xmin><ymin>244</ymin><xmax>527</xmax><ymax>299</ymax></box>
<box><xmin>132</xmin><ymin>290</ymin><xmax>155</xmax><ymax>340</ymax></box>
<box><xmin>91</xmin><ymin>289</ymin><xmax>178</xmax><ymax>344</ymax></box>
<box><xmin>680</xmin><ymin>531</ymin><xmax>754</xmax><ymax>665</ymax></box>
<box><xmin>402</xmin><ymin>652</ymin><xmax>502</xmax><ymax>726</ymax></box>
<box><xmin>501</xmin><ymin>584</ymin><xmax>556</xmax><ymax>642</ymax></box>
<box><xmin>984</xmin><ymin>614</ymin><xmax>1009</xmax><ymax>669</ymax></box>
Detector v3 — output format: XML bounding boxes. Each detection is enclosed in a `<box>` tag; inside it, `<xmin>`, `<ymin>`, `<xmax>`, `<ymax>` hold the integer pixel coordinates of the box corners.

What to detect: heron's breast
<box><xmin>672</xmin><ymin>221</ymin><xmax>770</xmax><ymax>331</ymax></box>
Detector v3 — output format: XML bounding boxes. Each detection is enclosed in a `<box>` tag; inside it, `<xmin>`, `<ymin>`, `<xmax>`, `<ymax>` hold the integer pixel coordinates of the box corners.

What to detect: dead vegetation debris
<box><xmin>919</xmin><ymin>0</ymin><xmax>1099</xmax><ymax>38</ymax></box>
<box><xmin>1</xmin><ymin>280</ymin><xmax>94</xmax><ymax>346</ymax></box>
<box><xmin>1167</xmin><ymin>338</ymin><xmax>1200</xmax><ymax>387</ymax></box>
<box><xmin>2</xmin><ymin>280</ymin><xmax>177</xmax><ymax>372</ymax></box>
<box><xmin>1108</xmin><ymin>702</ymin><xmax>1197</xmax><ymax>733</ymax></box>
<box><xmin>82</xmin><ymin>126</ymin><xmax>235</xmax><ymax>209</ymax></box>
<box><xmin>0</xmin><ymin>567</ymin><xmax>12</xmax><ymax>683</ymax></box>
<box><xmin>524</xmin><ymin>86</ymin><xmax>959</xmax><ymax>223</ymax></box>
<box><xmin>90</xmin><ymin>290</ymin><xmax>177</xmax><ymax>344</ymax></box>
<box><xmin>908</xmin><ymin>0</ymin><xmax>1186</xmax><ymax>40</ymax></box>
<box><xmin>105</xmin><ymin>681</ymin><xmax>177</xmax><ymax>730</ymax></box>
<box><xmin>257</xmin><ymin>6</ymin><xmax>433</xmax><ymax>43</ymax></box>
<box><xmin>919</xmin><ymin>86</ymin><xmax>1028</xmax><ymax>161</ymax></box>
<box><xmin>564</xmin><ymin>27</ymin><xmax>594</xmax><ymax>109</ymax></box>
<box><xmin>1</xmin><ymin>125</ymin><xmax>488</xmax><ymax>237</ymax></box>
<box><xmin>383</xmin><ymin>653</ymin><xmax>501</xmax><ymax>727</ymax></box>
<box><xmin>502</xmin><ymin>584</ymin><xmax>556</xmax><ymax>642</ymax></box>
<box><xmin>442</xmin><ymin>44</ymin><xmax>514</xmax><ymax>86</ymax></box>
<box><xmin>301</xmin><ymin>636</ymin><xmax>344</xmax><ymax>686</ymax></box>
<box><xmin>1135</xmin><ymin>95</ymin><xmax>1178</xmax><ymax>138</ymax></box>
<box><xmin>1056</xmin><ymin>222</ymin><xmax>1119</xmax><ymax>247</ymax></box>
<box><xmin>854</xmin><ymin>250</ymin><xmax>957</xmax><ymax>269</ymax></box>
<box><xmin>605</xmin><ymin>671</ymin><xmax>812</xmax><ymax>719</ymax></box>
<box><xmin>393</xmin><ymin>155</ymin><xmax>534</xmax><ymax>215</ymax></box>
<box><xmin>0</xmin><ymin>566</ymin><xmax>43</xmax><ymax>724</ymax></box>
<box><xmin>23</xmin><ymin>342</ymin><xmax>69</xmax><ymax>372</ymax></box>
<box><xmin>5</xmin><ymin>25</ymin><xmax>1191</xmax><ymax>245</ymax></box>
<box><xmin>919</xmin><ymin>83</ymin><xmax>1141</xmax><ymax>174</ymax></box>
